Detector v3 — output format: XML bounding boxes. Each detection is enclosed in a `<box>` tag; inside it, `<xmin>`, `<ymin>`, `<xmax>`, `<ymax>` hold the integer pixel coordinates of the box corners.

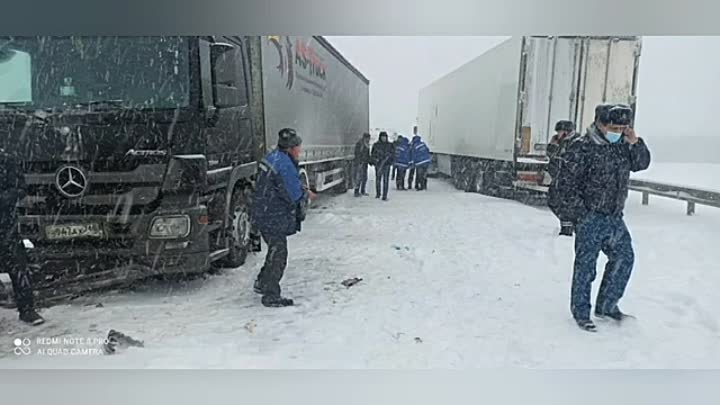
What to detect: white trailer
<box><xmin>418</xmin><ymin>36</ymin><xmax>642</xmax><ymax>202</ymax></box>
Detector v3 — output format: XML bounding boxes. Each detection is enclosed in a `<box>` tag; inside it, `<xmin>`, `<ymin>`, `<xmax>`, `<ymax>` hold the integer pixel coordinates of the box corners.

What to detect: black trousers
<box><xmin>0</xmin><ymin>236</ymin><xmax>35</xmax><ymax>314</ymax></box>
<box><xmin>391</xmin><ymin>166</ymin><xmax>397</xmax><ymax>181</ymax></box>
<box><xmin>408</xmin><ymin>167</ymin><xmax>416</xmax><ymax>189</ymax></box>
<box><xmin>395</xmin><ymin>167</ymin><xmax>407</xmax><ymax>189</ymax></box>
<box><xmin>256</xmin><ymin>233</ymin><xmax>288</xmax><ymax>297</ymax></box>
<box><xmin>416</xmin><ymin>166</ymin><xmax>428</xmax><ymax>190</ymax></box>
<box><xmin>375</xmin><ymin>164</ymin><xmax>391</xmax><ymax>199</ymax></box>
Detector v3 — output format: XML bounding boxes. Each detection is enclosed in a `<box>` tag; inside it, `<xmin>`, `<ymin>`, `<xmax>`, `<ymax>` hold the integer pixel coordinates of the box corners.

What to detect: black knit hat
<box><xmin>362</xmin><ymin>132</ymin><xmax>371</xmax><ymax>139</ymax></box>
<box><xmin>554</xmin><ymin>120</ymin><xmax>575</xmax><ymax>132</ymax></box>
<box><xmin>278</xmin><ymin>128</ymin><xmax>302</xmax><ymax>149</ymax></box>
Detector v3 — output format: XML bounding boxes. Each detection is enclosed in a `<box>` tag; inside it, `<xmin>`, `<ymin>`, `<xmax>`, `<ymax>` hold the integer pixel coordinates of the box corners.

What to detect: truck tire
<box><xmin>220</xmin><ymin>186</ymin><xmax>252</xmax><ymax>268</ymax></box>
<box><xmin>332</xmin><ymin>161</ymin><xmax>351</xmax><ymax>194</ymax></box>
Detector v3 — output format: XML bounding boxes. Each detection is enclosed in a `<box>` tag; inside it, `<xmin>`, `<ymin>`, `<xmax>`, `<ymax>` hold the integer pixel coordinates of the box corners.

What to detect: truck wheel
<box><xmin>221</xmin><ymin>186</ymin><xmax>252</xmax><ymax>268</ymax></box>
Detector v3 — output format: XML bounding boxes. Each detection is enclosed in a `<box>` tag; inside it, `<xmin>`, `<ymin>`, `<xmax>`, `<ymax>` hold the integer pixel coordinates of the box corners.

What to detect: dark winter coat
<box><xmin>251</xmin><ymin>149</ymin><xmax>306</xmax><ymax>237</ymax></box>
<box><xmin>410</xmin><ymin>136</ymin><xmax>431</xmax><ymax>168</ymax></box>
<box><xmin>0</xmin><ymin>148</ymin><xmax>25</xmax><ymax>232</ymax></box>
<box><xmin>394</xmin><ymin>137</ymin><xmax>411</xmax><ymax>169</ymax></box>
<box><xmin>371</xmin><ymin>139</ymin><xmax>395</xmax><ymax>169</ymax></box>
<box><xmin>548</xmin><ymin>124</ymin><xmax>651</xmax><ymax>224</ymax></box>
<box><xmin>354</xmin><ymin>139</ymin><xmax>371</xmax><ymax>165</ymax></box>
<box><xmin>547</xmin><ymin>132</ymin><xmax>580</xmax><ymax>180</ymax></box>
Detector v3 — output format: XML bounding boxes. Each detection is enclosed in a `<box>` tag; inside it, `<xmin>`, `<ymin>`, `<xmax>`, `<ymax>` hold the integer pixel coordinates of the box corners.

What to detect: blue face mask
<box><xmin>606</xmin><ymin>132</ymin><xmax>623</xmax><ymax>144</ymax></box>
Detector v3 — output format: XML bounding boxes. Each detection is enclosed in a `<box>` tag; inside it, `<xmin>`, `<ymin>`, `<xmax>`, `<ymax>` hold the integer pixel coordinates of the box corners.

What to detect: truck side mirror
<box><xmin>210</xmin><ymin>42</ymin><xmax>241</xmax><ymax>108</ymax></box>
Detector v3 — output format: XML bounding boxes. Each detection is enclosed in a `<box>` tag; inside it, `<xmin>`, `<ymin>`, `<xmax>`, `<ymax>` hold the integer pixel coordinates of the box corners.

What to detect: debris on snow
<box><xmin>414</xmin><ymin>337</ymin><xmax>423</xmax><ymax>344</ymax></box>
<box><xmin>244</xmin><ymin>320</ymin><xmax>257</xmax><ymax>334</ymax></box>
<box><xmin>103</xmin><ymin>329</ymin><xmax>144</xmax><ymax>355</ymax></box>
<box><xmin>341</xmin><ymin>278</ymin><xmax>363</xmax><ymax>288</ymax></box>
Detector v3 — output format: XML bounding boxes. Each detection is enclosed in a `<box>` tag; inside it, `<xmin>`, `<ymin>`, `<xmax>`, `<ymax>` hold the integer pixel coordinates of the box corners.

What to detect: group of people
<box><xmin>352</xmin><ymin>126</ymin><xmax>432</xmax><ymax>200</ymax></box>
<box><xmin>547</xmin><ymin>103</ymin><xmax>651</xmax><ymax>332</ymax></box>
<box><xmin>1</xmin><ymin>107</ymin><xmax>652</xmax><ymax>332</ymax></box>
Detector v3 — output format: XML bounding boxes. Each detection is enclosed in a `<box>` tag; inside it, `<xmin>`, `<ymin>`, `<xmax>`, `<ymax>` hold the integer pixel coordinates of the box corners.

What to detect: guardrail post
<box><xmin>642</xmin><ymin>191</ymin><xmax>649</xmax><ymax>205</ymax></box>
<box><xmin>687</xmin><ymin>201</ymin><xmax>696</xmax><ymax>216</ymax></box>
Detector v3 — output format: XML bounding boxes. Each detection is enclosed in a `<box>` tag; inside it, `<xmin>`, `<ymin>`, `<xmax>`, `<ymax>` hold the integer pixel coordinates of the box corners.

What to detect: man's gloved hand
<box><xmin>559</xmin><ymin>221</ymin><xmax>575</xmax><ymax>237</ymax></box>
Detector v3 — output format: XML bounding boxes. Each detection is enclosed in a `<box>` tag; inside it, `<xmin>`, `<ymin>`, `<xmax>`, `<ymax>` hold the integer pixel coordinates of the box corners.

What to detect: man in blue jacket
<box><xmin>410</xmin><ymin>134</ymin><xmax>432</xmax><ymax>191</ymax></box>
<box><xmin>393</xmin><ymin>135</ymin><xmax>411</xmax><ymax>190</ymax></box>
<box><xmin>549</xmin><ymin>104</ymin><xmax>651</xmax><ymax>332</ymax></box>
<box><xmin>251</xmin><ymin>128</ymin><xmax>315</xmax><ymax>307</ymax></box>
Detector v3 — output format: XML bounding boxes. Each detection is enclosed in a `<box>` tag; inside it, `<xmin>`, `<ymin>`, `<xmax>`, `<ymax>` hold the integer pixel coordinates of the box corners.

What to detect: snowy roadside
<box><xmin>1</xmin><ymin>174</ymin><xmax>719</xmax><ymax>368</ymax></box>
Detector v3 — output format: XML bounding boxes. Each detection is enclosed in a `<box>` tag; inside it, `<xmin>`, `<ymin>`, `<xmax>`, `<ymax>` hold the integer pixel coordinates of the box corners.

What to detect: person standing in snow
<box><xmin>0</xmin><ymin>146</ymin><xmax>44</xmax><ymax>325</ymax></box>
<box><xmin>391</xmin><ymin>135</ymin><xmax>400</xmax><ymax>182</ymax></box>
<box><xmin>393</xmin><ymin>135</ymin><xmax>412</xmax><ymax>190</ymax></box>
<box><xmin>353</xmin><ymin>133</ymin><xmax>371</xmax><ymax>197</ymax></box>
<box><xmin>546</xmin><ymin>119</ymin><xmax>578</xmax><ymax>236</ymax></box>
<box><xmin>410</xmin><ymin>133</ymin><xmax>432</xmax><ymax>191</ymax></box>
<box><xmin>251</xmin><ymin>128</ymin><xmax>316</xmax><ymax>307</ymax></box>
<box><xmin>371</xmin><ymin>131</ymin><xmax>395</xmax><ymax>201</ymax></box>
<box><xmin>407</xmin><ymin>126</ymin><xmax>419</xmax><ymax>189</ymax></box>
<box><xmin>548</xmin><ymin>104</ymin><xmax>651</xmax><ymax>332</ymax></box>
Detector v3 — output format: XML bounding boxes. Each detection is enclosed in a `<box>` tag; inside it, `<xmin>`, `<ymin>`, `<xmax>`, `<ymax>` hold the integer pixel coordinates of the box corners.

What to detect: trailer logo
<box><xmin>55</xmin><ymin>165</ymin><xmax>87</xmax><ymax>198</ymax></box>
<box><xmin>268</xmin><ymin>36</ymin><xmax>295</xmax><ymax>90</ymax></box>
<box><xmin>294</xmin><ymin>39</ymin><xmax>327</xmax><ymax>81</ymax></box>
<box><xmin>267</xmin><ymin>36</ymin><xmax>327</xmax><ymax>97</ymax></box>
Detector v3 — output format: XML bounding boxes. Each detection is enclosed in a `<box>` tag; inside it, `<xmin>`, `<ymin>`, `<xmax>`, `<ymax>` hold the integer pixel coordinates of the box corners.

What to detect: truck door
<box><xmin>204</xmin><ymin>36</ymin><xmax>253</xmax><ymax>169</ymax></box>
<box><xmin>575</xmin><ymin>37</ymin><xmax>641</xmax><ymax>132</ymax></box>
<box><xmin>521</xmin><ymin>36</ymin><xmax>582</xmax><ymax>157</ymax></box>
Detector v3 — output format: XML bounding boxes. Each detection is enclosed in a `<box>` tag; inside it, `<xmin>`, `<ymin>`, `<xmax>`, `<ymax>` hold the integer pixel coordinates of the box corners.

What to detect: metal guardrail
<box><xmin>629</xmin><ymin>179</ymin><xmax>720</xmax><ymax>216</ymax></box>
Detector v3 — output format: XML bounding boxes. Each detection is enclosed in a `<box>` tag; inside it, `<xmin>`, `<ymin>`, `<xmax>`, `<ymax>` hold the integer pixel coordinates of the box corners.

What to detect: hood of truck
<box><xmin>0</xmin><ymin>109</ymin><xmax>200</xmax><ymax>171</ymax></box>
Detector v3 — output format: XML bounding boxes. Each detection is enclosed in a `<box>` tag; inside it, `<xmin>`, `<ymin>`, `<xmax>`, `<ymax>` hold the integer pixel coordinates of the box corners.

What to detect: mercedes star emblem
<box><xmin>55</xmin><ymin>166</ymin><xmax>88</xmax><ymax>198</ymax></box>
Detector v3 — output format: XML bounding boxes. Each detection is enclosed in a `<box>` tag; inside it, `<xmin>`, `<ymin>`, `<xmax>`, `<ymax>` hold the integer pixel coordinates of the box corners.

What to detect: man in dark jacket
<box><xmin>0</xmin><ymin>147</ymin><xmax>44</xmax><ymax>325</ymax></box>
<box><xmin>410</xmin><ymin>134</ymin><xmax>432</xmax><ymax>191</ymax></box>
<box><xmin>391</xmin><ymin>136</ymin><xmax>399</xmax><ymax>181</ymax></box>
<box><xmin>548</xmin><ymin>104</ymin><xmax>651</xmax><ymax>332</ymax></box>
<box><xmin>251</xmin><ymin>128</ymin><xmax>314</xmax><ymax>307</ymax></box>
<box><xmin>371</xmin><ymin>131</ymin><xmax>395</xmax><ymax>201</ymax></box>
<box><xmin>546</xmin><ymin>120</ymin><xmax>578</xmax><ymax>236</ymax></box>
<box><xmin>353</xmin><ymin>133</ymin><xmax>371</xmax><ymax>197</ymax></box>
<box><xmin>393</xmin><ymin>135</ymin><xmax>411</xmax><ymax>190</ymax></box>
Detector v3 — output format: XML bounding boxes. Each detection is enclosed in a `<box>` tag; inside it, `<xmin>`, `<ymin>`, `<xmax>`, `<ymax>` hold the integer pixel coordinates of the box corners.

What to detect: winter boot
<box><xmin>354</xmin><ymin>190</ymin><xmax>361</xmax><ymax>197</ymax></box>
<box><xmin>253</xmin><ymin>279</ymin><xmax>266</xmax><ymax>294</ymax></box>
<box><xmin>595</xmin><ymin>308</ymin><xmax>631</xmax><ymax>321</ymax></box>
<box><xmin>19</xmin><ymin>309</ymin><xmax>45</xmax><ymax>326</ymax></box>
<box><xmin>261</xmin><ymin>295</ymin><xmax>294</xmax><ymax>308</ymax></box>
<box><xmin>575</xmin><ymin>318</ymin><xmax>597</xmax><ymax>332</ymax></box>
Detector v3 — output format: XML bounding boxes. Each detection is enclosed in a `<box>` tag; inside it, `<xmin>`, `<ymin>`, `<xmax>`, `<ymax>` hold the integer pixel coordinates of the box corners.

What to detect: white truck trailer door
<box><xmin>576</xmin><ymin>37</ymin><xmax>641</xmax><ymax>132</ymax></box>
<box><xmin>520</xmin><ymin>37</ymin><xmax>581</xmax><ymax>157</ymax></box>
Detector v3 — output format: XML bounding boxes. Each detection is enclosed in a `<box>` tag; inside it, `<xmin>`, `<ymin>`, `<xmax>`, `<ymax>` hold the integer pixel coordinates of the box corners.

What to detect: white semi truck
<box><xmin>418</xmin><ymin>36</ymin><xmax>642</xmax><ymax>203</ymax></box>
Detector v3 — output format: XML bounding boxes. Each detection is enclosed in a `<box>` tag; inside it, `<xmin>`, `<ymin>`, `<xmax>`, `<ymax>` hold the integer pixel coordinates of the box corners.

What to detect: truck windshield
<box><xmin>0</xmin><ymin>36</ymin><xmax>190</xmax><ymax>111</ymax></box>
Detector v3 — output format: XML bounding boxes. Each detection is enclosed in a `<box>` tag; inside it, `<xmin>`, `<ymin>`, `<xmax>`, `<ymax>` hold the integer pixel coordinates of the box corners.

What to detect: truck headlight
<box><xmin>149</xmin><ymin>215</ymin><xmax>190</xmax><ymax>239</ymax></box>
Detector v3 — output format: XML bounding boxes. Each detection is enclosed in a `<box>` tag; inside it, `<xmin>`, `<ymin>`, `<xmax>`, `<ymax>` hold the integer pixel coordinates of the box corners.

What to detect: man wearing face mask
<box><xmin>548</xmin><ymin>104</ymin><xmax>651</xmax><ymax>332</ymax></box>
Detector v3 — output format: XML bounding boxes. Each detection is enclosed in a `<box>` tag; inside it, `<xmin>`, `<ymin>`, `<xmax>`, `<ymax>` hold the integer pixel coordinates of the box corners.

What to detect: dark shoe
<box><xmin>595</xmin><ymin>308</ymin><xmax>630</xmax><ymax>321</ymax></box>
<box><xmin>253</xmin><ymin>279</ymin><xmax>266</xmax><ymax>295</ymax></box>
<box><xmin>362</xmin><ymin>192</ymin><xmax>369</xmax><ymax>196</ymax></box>
<box><xmin>375</xmin><ymin>194</ymin><xmax>380</xmax><ymax>199</ymax></box>
<box><xmin>19</xmin><ymin>309</ymin><xmax>45</xmax><ymax>326</ymax></box>
<box><xmin>382</xmin><ymin>197</ymin><xmax>388</xmax><ymax>201</ymax></box>
<box><xmin>261</xmin><ymin>295</ymin><xmax>294</xmax><ymax>308</ymax></box>
<box><xmin>354</xmin><ymin>190</ymin><xmax>361</xmax><ymax>197</ymax></box>
<box><xmin>575</xmin><ymin>318</ymin><xmax>597</xmax><ymax>332</ymax></box>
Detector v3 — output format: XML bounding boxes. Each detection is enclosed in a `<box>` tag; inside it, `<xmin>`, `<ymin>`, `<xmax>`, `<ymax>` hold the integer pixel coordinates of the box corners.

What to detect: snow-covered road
<box><xmin>1</xmin><ymin>172</ymin><xmax>719</xmax><ymax>368</ymax></box>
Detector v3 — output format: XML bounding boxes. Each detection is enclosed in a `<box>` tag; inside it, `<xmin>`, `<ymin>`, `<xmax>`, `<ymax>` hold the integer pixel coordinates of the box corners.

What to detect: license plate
<box><xmin>46</xmin><ymin>223</ymin><xmax>104</xmax><ymax>240</ymax></box>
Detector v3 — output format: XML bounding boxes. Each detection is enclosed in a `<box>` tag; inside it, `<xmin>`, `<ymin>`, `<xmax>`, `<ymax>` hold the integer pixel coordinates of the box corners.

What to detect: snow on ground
<box><xmin>1</xmin><ymin>169</ymin><xmax>719</xmax><ymax>368</ymax></box>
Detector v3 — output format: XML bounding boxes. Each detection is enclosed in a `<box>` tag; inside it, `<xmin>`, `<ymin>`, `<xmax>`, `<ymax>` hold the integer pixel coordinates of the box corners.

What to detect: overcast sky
<box><xmin>326</xmin><ymin>36</ymin><xmax>507</xmax><ymax>134</ymax></box>
<box><xmin>326</xmin><ymin>36</ymin><xmax>720</xmax><ymax>139</ymax></box>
